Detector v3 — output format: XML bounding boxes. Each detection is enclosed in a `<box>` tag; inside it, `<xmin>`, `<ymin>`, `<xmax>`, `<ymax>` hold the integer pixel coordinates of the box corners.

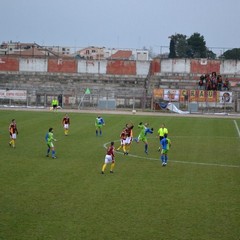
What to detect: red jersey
<box><xmin>107</xmin><ymin>145</ymin><xmax>115</xmax><ymax>158</ymax></box>
<box><xmin>125</xmin><ymin>127</ymin><xmax>133</xmax><ymax>137</ymax></box>
<box><xmin>62</xmin><ymin>117</ymin><xmax>70</xmax><ymax>124</ymax></box>
<box><xmin>120</xmin><ymin>129</ymin><xmax>127</xmax><ymax>140</ymax></box>
<box><xmin>9</xmin><ymin>123</ymin><xmax>17</xmax><ymax>134</ymax></box>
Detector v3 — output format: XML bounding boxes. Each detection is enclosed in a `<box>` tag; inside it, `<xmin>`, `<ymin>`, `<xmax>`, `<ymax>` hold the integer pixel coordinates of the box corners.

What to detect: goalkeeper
<box><xmin>134</xmin><ymin>122</ymin><xmax>153</xmax><ymax>154</ymax></box>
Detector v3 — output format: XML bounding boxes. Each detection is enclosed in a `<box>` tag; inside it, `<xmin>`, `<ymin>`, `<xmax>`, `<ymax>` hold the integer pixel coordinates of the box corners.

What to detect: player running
<box><xmin>9</xmin><ymin>119</ymin><xmax>18</xmax><ymax>148</ymax></box>
<box><xmin>62</xmin><ymin>113</ymin><xmax>70</xmax><ymax>136</ymax></box>
<box><xmin>116</xmin><ymin>127</ymin><xmax>127</xmax><ymax>152</ymax></box>
<box><xmin>135</xmin><ymin>122</ymin><xmax>153</xmax><ymax>154</ymax></box>
<box><xmin>160</xmin><ymin>134</ymin><xmax>171</xmax><ymax>166</ymax></box>
<box><xmin>123</xmin><ymin>124</ymin><xmax>134</xmax><ymax>155</ymax></box>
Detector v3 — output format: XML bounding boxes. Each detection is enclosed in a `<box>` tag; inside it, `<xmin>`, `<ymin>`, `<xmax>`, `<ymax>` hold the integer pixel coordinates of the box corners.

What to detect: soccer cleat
<box><xmin>52</xmin><ymin>156</ymin><xmax>57</xmax><ymax>159</ymax></box>
<box><xmin>110</xmin><ymin>170</ymin><xmax>114</xmax><ymax>173</ymax></box>
<box><xmin>46</xmin><ymin>154</ymin><xmax>49</xmax><ymax>157</ymax></box>
<box><xmin>145</xmin><ymin>151</ymin><xmax>148</xmax><ymax>155</ymax></box>
<box><xmin>101</xmin><ymin>171</ymin><xmax>104</xmax><ymax>174</ymax></box>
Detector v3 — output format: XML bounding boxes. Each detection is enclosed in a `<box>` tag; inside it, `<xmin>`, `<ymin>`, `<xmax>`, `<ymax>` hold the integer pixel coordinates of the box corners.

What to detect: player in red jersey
<box><xmin>124</xmin><ymin>124</ymin><xmax>134</xmax><ymax>155</ymax></box>
<box><xmin>116</xmin><ymin>127</ymin><xmax>127</xmax><ymax>152</ymax></box>
<box><xmin>101</xmin><ymin>141</ymin><xmax>115</xmax><ymax>174</ymax></box>
<box><xmin>9</xmin><ymin>119</ymin><xmax>18</xmax><ymax>148</ymax></box>
<box><xmin>62</xmin><ymin>113</ymin><xmax>70</xmax><ymax>136</ymax></box>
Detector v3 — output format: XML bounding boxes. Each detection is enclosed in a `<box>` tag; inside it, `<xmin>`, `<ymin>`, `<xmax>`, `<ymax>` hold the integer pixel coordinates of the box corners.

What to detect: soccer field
<box><xmin>0</xmin><ymin>109</ymin><xmax>240</xmax><ymax>240</ymax></box>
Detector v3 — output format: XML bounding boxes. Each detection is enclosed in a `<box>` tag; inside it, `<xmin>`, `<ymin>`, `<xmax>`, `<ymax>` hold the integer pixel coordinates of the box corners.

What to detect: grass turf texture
<box><xmin>0</xmin><ymin>110</ymin><xmax>239</xmax><ymax>240</ymax></box>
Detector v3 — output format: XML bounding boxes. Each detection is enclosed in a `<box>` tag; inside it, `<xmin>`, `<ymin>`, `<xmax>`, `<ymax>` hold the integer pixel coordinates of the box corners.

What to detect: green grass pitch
<box><xmin>0</xmin><ymin>109</ymin><xmax>240</xmax><ymax>240</ymax></box>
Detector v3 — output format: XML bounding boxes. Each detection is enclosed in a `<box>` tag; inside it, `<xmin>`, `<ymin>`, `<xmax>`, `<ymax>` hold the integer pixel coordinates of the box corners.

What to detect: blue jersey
<box><xmin>160</xmin><ymin>137</ymin><xmax>168</xmax><ymax>150</ymax></box>
<box><xmin>144</xmin><ymin>127</ymin><xmax>153</xmax><ymax>136</ymax></box>
<box><xmin>96</xmin><ymin>117</ymin><xmax>104</xmax><ymax>125</ymax></box>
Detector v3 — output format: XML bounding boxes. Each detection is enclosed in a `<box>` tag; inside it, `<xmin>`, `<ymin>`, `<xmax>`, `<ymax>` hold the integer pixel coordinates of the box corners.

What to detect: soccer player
<box><xmin>101</xmin><ymin>141</ymin><xmax>115</xmax><ymax>174</ymax></box>
<box><xmin>9</xmin><ymin>119</ymin><xmax>18</xmax><ymax>148</ymax></box>
<box><xmin>95</xmin><ymin>115</ymin><xmax>105</xmax><ymax>136</ymax></box>
<box><xmin>135</xmin><ymin>122</ymin><xmax>153</xmax><ymax>154</ymax></box>
<box><xmin>116</xmin><ymin>127</ymin><xmax>127</xmax><ymax>152</ymax></box>
<box><xmin>62</xmin><ymin>113</ymin><xmax>70</xmax><ymax>136</ymax></box>
<box><xmin>157</xmin><ymin>123</ymin><xmax>168</xmax><ymax>151</ymax></box>
<box><xmin>45</xmin><ymin>128</ymin><xmax>57</xmax><ymax>159</ymax></box>
<box><xmin>160</xmin><ymin>134</ymin><xmax>171</xmax><ymax>166</ymax></box>
<box><xmin>124</xmin><ymin>124</ymin><xmax>134</xmax><ymax>155</ymax></box>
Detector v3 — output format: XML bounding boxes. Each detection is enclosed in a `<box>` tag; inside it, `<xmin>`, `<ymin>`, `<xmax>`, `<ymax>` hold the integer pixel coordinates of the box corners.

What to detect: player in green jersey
<box><xmin>45</xmin><ymin>128</ymin><xmax>57</xmax><ymax>159</ymax></box>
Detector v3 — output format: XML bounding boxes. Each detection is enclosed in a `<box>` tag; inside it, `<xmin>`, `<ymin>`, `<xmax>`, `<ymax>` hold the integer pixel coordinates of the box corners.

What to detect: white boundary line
<box><xmin>103</xmin><ymin>141</ymin><xmax>240</xmax><ymax>169</ymax></box>
<box><xmin>233</xmin><ymin>120</ymin><xmax>240</xmax><ymax>138</ymax></box>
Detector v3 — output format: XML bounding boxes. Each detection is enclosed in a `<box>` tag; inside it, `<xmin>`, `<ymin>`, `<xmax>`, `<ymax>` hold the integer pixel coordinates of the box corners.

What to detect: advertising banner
<box><xmin>154</xmin><ymin>88</ymin><xmax>233</xmax><ymax>103</ymax></box>
<box><xmin>163</xmin><ymin>89</ymin><xmax>179</xmax><ymax>102</ymax></box>
<box><xmin>0</xmin><ymin>90</ymin><xmax>27</xmax><ymax>100</ymax></box>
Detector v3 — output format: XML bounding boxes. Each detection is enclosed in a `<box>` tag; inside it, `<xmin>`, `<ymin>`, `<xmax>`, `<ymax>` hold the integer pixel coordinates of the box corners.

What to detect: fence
<box><xmin>1</xmin><ymin>87</ymin><xmax>240</xmax><ymax>114</ymax></box>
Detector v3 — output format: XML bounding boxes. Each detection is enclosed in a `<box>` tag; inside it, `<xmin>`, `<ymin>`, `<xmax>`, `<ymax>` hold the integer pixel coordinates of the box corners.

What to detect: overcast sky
<box><xmin>1</xmin><ymin>0</ymin><xmax>239</xmax><ymax>54</ymax></box>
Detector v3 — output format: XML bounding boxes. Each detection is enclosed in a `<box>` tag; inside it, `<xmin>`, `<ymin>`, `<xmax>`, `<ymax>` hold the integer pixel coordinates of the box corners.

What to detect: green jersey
<box><xmin>166</xmin><ymin>138</ymin><xmax>171</xmax><ymax>150</ymax></box>
<box><xmin>138</xmin><ymin>124</ymin><xmax>146</xmax><ymax>138</ymax></box>
<box><xmin>47</xmin><ymin>132</ymin><xmax>55</xmax><ymax>144</ymax></box>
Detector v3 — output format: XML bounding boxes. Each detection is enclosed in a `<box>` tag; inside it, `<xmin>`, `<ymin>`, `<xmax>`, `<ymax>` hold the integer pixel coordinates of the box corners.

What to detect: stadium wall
<box><xmin>0</xmin><ymin>56</ymin><xmax>240</xmax><ymax>76</ymax></box>
<box><xmin>48</xmin><ymin>59</ymin><xmax>77</xmax><ymax>73</ymax></box>
<box><xmin>0</xmin><ymin>56</ymin><xmax>239</xmax><ymax>98</ymax></box>
<box><xmin>0</xmin><ymin>57</ymin><xmax>19</xmax><ymax>71</ymax></box>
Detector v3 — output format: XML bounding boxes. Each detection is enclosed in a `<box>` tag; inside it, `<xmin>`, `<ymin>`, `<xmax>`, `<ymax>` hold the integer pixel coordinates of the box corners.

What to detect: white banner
<box><xmin>219</xmin><ymin>92</ymin><xmax>232</xmax><ymax>103</ymax></box>
<box><xmin>163</xmin><ymin>89</ymin><xmax>179</xmax><ymax>102</ymax></box>
<box><xmin>0</xmin><ymin>90</ymin><xmax>27</xmax><ymax>100</ymax></box>
<box><xmin>167</xmin><ymin>103</ymin><xmax>189</xmax><ymax>114</ymax></box>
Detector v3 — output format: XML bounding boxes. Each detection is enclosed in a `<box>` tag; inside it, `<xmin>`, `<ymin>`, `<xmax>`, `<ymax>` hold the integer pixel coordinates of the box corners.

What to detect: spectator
<box><xmin>198</xmin><ymin>75</ymin><xmax>205</xmax><ymax>90</ymax></box>
<box><xmin>205</xmin><ymin>79</ymin><xmax>212</xmax><ymax>90</ymax></box>
<box><xmin>222</xmin><ymin>79</ymin><xmax>230</xmax><ymax>91</ymax></box>
<box><xmin>211</xmin><ymin>72</ymin><xmax>217</xmax><ymax>91</ymax></box>
<box><xmin>217</xmin><ymin>75</ymin><xmax>223</xmax><ymax>91</ymax></box>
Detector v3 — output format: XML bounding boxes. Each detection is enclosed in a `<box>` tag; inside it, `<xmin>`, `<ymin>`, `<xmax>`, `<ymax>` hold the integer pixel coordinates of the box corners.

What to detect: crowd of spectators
<box><xmin>198</xmin><ymin>72</ymin><xmax>230</xmax><ymax>91</ymax></box>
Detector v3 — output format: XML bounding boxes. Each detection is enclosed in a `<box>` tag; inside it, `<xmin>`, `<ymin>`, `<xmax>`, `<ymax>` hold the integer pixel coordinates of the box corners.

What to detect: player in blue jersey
<box><xmin>160</xmin><ymin>134</ymin><xmax>171</xmax><ymax>166</ymax></box>
<box><xmin>95</xmin><ymin>115</ymin><xmax>105</xmax><ymax>136</ymax></box>
<box><xmin>135</xmin><ymin>122</ymin><xmax>153</xmax><ymax>154</ymax></box>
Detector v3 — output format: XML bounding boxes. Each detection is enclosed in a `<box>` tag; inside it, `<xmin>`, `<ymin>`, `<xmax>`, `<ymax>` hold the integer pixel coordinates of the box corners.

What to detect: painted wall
<box><xmin>48</xmin><ymin>59</ymin><xmax>77</xmax><ymax>73</ymax></box>
<box><xmin>106</xmin><ymin>60</ymin><xmax>136</xmax><ymax>75</ymax></box>
<box><xmin>0</xmin><ymin>56</ymin><xmax>239</xmax><ymax>81</ymax></box>
<box><xmin>190</xmin><ymin>59</ymin><xmax>220</xmax><ymax>74</ymax></box>
<box><xmin>0</xmin><ymin>57</ymin><xmax>19</xmax><ymax>71</ymax></box>
<box><xmin>77</xmin><ymin>60</ymin><xmax>107</xmax><ymax>74</ymax></box>
<box><xmin>220</xmin><ymin>60</ymin><xmax>240</xmax><ymax>74</ymax></box>
<box><xmin>136</xmin><ymin>61</ymin><xmax>150</xmax><ymax>75</ymax></box>
<box><xmin>151</xmin><ymin>59</ymin><xmax>161</xmax><ymax>74</ymax></box>
<box><xmin>160</xmin><ymin>59</ymin><xmax>191</xmax><ymax>73</ymax></box>
<box><xmin>19</xmin><ymin>58</ymin><xmax>48</xmax><ymax>72</ymax></box>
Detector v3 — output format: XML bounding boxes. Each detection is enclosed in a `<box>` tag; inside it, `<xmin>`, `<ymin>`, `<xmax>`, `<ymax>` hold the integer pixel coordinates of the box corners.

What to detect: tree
<box><xmin>168</xmin><ymin>38</ymin><xmax>176</xmax><ymax>58</ymax></box>
<box><xmin>168</xmin><ymin>34</ymin><xmax>188</xmax><ymax>58</ymax></box>
<box><xmin>187</xmin><ymin>33</ymin><xmax>207</xmax><ymax>58</ymax></box>
<box><xmin>220</xmin><ymin>48</ymin><xmax>240</xmax><ymax>60</ymax></box>
<box><xmin>168</xmin><ymin>32</ymin><xmax>216</xmax><ymax>59</ymax></box>
<box><xmin>206</xmin><ymin>50</ymin><xmax>216</xmax><ymax>59</ymax></box>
